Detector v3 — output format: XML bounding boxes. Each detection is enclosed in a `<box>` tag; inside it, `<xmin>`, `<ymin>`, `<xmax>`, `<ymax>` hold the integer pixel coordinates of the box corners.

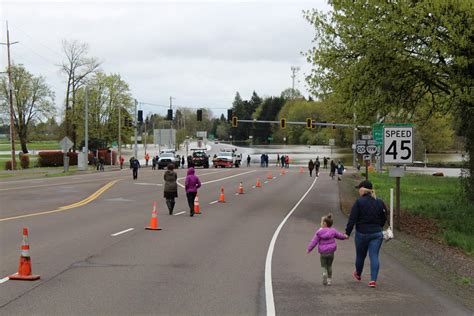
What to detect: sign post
<box><xmin>384</xmin><ymin>125</ymin><xmax>413</xmax><ymax>231</ymax></box>
<box><xmin>59</xmin><ymin>136</ymin><xmax>73</xmax><ymax>172</ymax></box>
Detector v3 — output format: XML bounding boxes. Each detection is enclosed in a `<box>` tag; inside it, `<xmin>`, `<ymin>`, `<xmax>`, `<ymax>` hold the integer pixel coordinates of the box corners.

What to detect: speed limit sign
<box><xmin>383</xmin><ymin>126</ymin><xmax>413</xmax><ymax>164</ymax></box>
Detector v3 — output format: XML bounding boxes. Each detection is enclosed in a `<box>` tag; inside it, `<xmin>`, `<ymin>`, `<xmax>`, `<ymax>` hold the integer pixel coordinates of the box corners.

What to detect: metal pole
<box><xmin>169</xmin><ymin>96</ymin><xmax>173</xmax><ymax>149</ymax></box>
<box><xmin>365</xmin><ymin>160</ymin><xmax>369</xmax><ymax>180</ymax></box>
<box><xmin>118</xmin><ymin>102</ymin><xmax>121</xmax><ymax>165</ymax></box>
<box><xmin>84</xmin><ymin>87</ymin><xmax>89</xmax><ymax>167</ymax></box>
<box><xmin>353</xmin><ymin>127</ymin><xmax>358</xmax><ymax>168</ymax></box>
<box><xmin>390</xmin><ymin>188</ymin><xmax>394</xmax><ymax>236</ymax></box>
<box><xmin>5</xmin><ymin>22</ymin><xmax>17</xmax><ymax>170</ymax></box>
<box><xmin>395</xmin><ymin>176</ymin><xmax>401</xmax><ymax>231</ymax></box>
<box><xmin>144</xmin><ymin>118</ymin><xmax>147</xmax><ymax>154</ymax></box>
<box><xmin>134</xmin><ymin>99</ymin><xmax>138</xmax><ymax>158</ymax></box>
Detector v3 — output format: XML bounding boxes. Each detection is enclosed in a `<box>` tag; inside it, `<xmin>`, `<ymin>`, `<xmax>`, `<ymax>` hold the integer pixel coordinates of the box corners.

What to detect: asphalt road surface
<box><xmin>0</xmin><ymin>166</ymin><xmax>471</xmax><ymax>315</ymax></box>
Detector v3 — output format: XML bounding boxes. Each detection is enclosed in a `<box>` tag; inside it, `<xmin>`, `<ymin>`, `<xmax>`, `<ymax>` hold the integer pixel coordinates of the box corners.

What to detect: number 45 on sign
<box><xmin>383</xmin><ymin>126</ymin><xmax>413</xmax><ymax>164</ymax></box>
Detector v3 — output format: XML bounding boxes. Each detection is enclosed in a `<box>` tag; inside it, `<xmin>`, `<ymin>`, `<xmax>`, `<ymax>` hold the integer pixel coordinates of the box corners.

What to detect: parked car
<box><xmin>191</xmin><ymin>150</ymin><xmax>209</xmax><ymax>168</ymax></box>
<box><xmin>157</xmin><ymin>152</ymin><xmax>180</xmax><ymax>169</ymax></box>
<box><xmin>213</xmin><ymin>150</ymin><xmax>241</xmax><ymax>168</ymax></box>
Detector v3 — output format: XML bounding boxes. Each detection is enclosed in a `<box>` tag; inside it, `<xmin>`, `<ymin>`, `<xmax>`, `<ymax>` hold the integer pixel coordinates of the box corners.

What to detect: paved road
<box><xmin>0</xmin><ymin>167</ymin><xmax>471</xmax><ymax>315</ymax></box>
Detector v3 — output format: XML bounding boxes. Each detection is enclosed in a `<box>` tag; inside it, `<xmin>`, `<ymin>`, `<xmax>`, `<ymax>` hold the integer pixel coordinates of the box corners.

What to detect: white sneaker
<box><xmin>322</xmin><ymin>273</ymin><xmax>328</xmax><ymax>285</ymax></box>
<box><xmin>327</xmin><ymin>278</ymin><xmax>332</xmax><ymax>286</ymax></box>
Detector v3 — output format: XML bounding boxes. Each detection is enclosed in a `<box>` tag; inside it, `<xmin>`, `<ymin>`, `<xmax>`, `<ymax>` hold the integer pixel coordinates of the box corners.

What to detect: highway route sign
<box><xmin>383</xmin><ymin>126</ymin><xmax>413</xmax><ymax>164</ymax></box>
<box><xmin>59</xmin><ymin>136</ymin><xmax>73</xmax><ymax>152</ymax></box>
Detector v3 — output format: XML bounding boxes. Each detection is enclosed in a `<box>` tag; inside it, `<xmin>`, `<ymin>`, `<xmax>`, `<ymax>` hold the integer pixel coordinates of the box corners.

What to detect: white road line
<box><xmin>264</xmin><ymin>181</ymin><xmax>268</xmax><ymax>184</ymax></box>
<box><xmin>0</xmin><ymin>276</ymin><xmax>10</xmax><ymax>284</ymax></box>
<box><xmin>264</xmin><ymin>176</ymin><xmax>318</xmax><ymax>316</ymax></box>
<box><xmin>209</xmin><ymin>200</ymin><xmax>218</xmax><ymax>205</ymax></box>
<box><xmin>235</xmin><ymin>193</ymin><xmax>239</xmax><ymax>196</ymax></box>
<box><xmin>252</xmin><ymin>186</ymin><xmax>256</xmax><ymax>189</ymax></box>
<box><xmin>174</xmin><ymin>211</ymin><xmax>186</xmax><ymax>216</ymax></box>
<box><xmin>111</xmin><ymin>228</ymin><xmax>134</xmax><ymax>237</ymax></box>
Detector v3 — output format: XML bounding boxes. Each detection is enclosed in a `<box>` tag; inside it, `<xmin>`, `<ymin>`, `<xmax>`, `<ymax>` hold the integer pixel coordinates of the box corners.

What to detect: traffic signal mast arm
<box><xmin>234</xmin><ymin>119</ymin><xmax>371</xmax><ymax>129</ymax></box>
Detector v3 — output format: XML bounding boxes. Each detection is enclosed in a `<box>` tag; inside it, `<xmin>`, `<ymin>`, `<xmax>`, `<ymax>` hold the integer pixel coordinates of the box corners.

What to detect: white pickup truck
<box><xmin>213</xmin><ymin>150</ymin><xmax>241</xmax><ymax>168</ymax></box>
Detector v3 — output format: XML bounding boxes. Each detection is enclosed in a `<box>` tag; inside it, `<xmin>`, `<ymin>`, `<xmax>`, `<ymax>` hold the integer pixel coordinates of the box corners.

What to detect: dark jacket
<box><xmin>163</xmin><ymin>170</ymin><xmax>178</xmax><ymax>192</ymax></box>
<box><xmin>185</xmin><ymin>167</ymin><xmax>201</xmax><ymax>193</ymax></box>
<box><xmin>308</xmin><ymin>160</ymin><xmax>314</xmax><ymax>170</ymax></box>
<box><xmin>130</xmin><ymin>159</ymin><xmax>140</xmax><ymax>170</ymax></box>
<box><xmin>345</xmin><ymin>193</ymin><xmax>387</xmax><ymax>236</ymax></box>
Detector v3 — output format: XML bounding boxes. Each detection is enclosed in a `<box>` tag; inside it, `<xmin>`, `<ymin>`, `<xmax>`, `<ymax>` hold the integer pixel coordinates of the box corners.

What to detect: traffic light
<box><xmin>138</xmin><ymin>110</ymin><xmax>143</xmax><ymax>123</ymax></box>
<box><xmin>167</xmin><ymin>109</ymin><xmax>173</xmax><ymax>120</ymax></box>
<box><xmin>280</xmin><ymin>118</ymin><xmax>286</xmax><ymax>129</ymax></box>
<box><xmin>232</xmin><ymin>116</ymin><xmax>238</xmax><ymax>128</ymax></box>
<box><xmin>227</xmin><ymin>109</ymin><xmax>233</xmax><ymax>122</ymax></box>
<box><xmin>306</xmin><ymin>118</ymin><xmax>312</xmax><ymax>129</ymax></box>
<box><xmin>197</xmin><ymin>109</ymin><xmax>203</xmax><ymax>121</ymax></box>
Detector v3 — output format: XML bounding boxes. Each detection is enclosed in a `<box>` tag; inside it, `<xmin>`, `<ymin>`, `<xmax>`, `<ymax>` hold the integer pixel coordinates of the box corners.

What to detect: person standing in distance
<box><xmin>308</xmin><ymin>159</ymin><xmax>315</xmax><ymax>177</ymax></box>
<box><xmin>330</xmin><ymin>160</ymin><xmax>336</xmax><ymax>180</ymax></box>
<box><xmin>345</xmin><ymin>180</ymin><xmax>388</xmax><ymax>288</ymax></box>
<box><xmin>247</xmin><ymin>155</ymin><xmax>251</xmax><ymax>167</ymax></box>
<box><xmin>315</xmin><ymin>157</ymin><xmax>321</xmax><ymax>177</ymax></box>
<box><xmin>130</xmin><ymin>157</ymin><xmax>140</xmax><ymax>180</ymax></box>
<box><xmin>185</xmin><ymin>167</ymin><xmax>201</xmax><ymax>217</ymax></box>
<box><xmin>163</xmin><ymin>163</ymin><xmax>178</xmax><ymax>215</ymax></box>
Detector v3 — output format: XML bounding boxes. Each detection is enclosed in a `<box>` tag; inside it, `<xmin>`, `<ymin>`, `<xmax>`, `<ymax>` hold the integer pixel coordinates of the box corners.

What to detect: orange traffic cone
<box><xmin>194</xmin><ymin>195</ymin><xmax>201</xmax><ymax>214</ymax></box>
<box><xmin>218</xmin><ymin>186</ymin><xmax>226</xmax><ymax>203</ymax></box>
<box><xmin>256</xmin><ymin>178</ymin><xmax>261</xmax><ymax>188</ymax></box>
<box><xmin>238</xmin><ymin>182</ymin><xmax>244</xmax><ymax>194</ymax></box>
<box><xmin>281</xmin><ymin>168</ymin><xmax>286</xmax><ymax>175</ymax></box>
<box><xmin>9</xmin><ymin>228</ymin><xmax>40</xmax><ymax>281</ymax></box>
<box><xmin>267</xmin><ymin>171</ymin><xmax>272</xmax><ymax>179</ymax></box>
<box><xmin>299</xmin><ymin>167</ymin><xmax>304</xmax><ymax>173</ymax></box>
<box><xmin>145</xmin><ymin>201</ymin><xmax>162</xmax><ymax>230</ymax></box>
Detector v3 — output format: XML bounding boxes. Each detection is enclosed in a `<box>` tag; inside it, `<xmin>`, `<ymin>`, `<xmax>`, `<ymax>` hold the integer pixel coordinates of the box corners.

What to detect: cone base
<box><xmin>218</xmin><ymin>201</ymin><xmax>226</xmax><ymax>203</ymax></box>
<box><xmin>145</xmin><ymin>227</ymin><xmax>162</xmax><ymax>230</ymax></box>
<box><xmin>9</xmin><ymin>274</ymin><xmax>40</xmax><ymax>281</ymax></box>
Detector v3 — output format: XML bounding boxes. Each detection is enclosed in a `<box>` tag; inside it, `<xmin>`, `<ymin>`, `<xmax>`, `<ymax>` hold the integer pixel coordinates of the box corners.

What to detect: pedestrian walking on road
<box><xmin>181</xmin><ymin>156</ymin><xmax>185</xmax><ymax>168</ymax></box>
<box><xmin>307</xmin><ymin>214</ymin><xmax>347</xmax><ymax>286</ymax></box>
<box><xmin>164</xmin><ymin>163</ymin><xmax>178</xmax><ymax>215</ymax></box>
<box><xmin>247</xmin><ymin>155</ymin><xmax>251</xmax><ymax>167</ymax></box>
<box><xmin>119</xmin><ymin>155</ymin><xmax>124</xmax><ymax>169</ymax></box>
<box><xmin>152</xmin><ymin>156</ymin><xmax>157</xmax><ymax>170</ymax></box>
<box><xmin>323</xmin><ymin>157</ymin><xmax>328</xmax><ymax>169</ymax></box>
<box><xmin>330</xmin><ymin>160</ymin><xmax>336</xmax><ymax>180</ymax></box>
<box><xmin>281</xmin><ymin>155</ymin><xmax>285</xmax><ymax>168</ymax></box>
<box><xmin>336</xmin><ymin>160</ymin><xmax>344</xmax><ymax>181</ymax></box>
<box><xmin>145</xmin><ymin>153</ymin><xmax>150</xmax><ymax>167</ymax></box>
<box><xmin>308</xmin><ymin>159</ymin><xmax>315</xmax><ymax>177</ymax></box>
<box><xmin>285</xmin><ymin>155</ymin><xmax>290</xmax><ymax>168</ymax></box>
<box><xmin>315</xmin><ymin>157</ymin><xmax>320</xmax><ymax>176</ymax></box>
<box><xmin>185</xmin><ymin>167</ymin><xmax>201</xmax><ymax>217</ymax></box>
<box><xmin>276</xmin><ymin>154</ymin><xmax>280</xmax><ymax>167</ymax></box>
<box><xmin>130</xmin><ymin>157</ymin><xmax>140</xmax><ymax>180</ymax></box>
<box><xmin>98</xmin><ymin>157</ymin><xmax>105</xmax><ymax>172</ymax></box>
<box><xmin>345</xmin><ymin>180</ymin><xmax>388</xmax><ymax>288</ymax></box>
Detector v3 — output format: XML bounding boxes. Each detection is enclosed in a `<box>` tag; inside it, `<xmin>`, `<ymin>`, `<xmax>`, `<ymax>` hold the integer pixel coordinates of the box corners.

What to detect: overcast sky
<box><xmin>1</xmin><ymin>0</ymin><xmax>329</xmax><ymax>118</ymax></box>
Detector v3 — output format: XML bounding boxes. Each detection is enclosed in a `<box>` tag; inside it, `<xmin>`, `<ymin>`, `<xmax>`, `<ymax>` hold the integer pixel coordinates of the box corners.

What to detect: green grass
<box><xmin>365</xmin><ymin>172</ymin><xmax>474</xmax><ymax>255</ymax></box>
<box><xmin>0</xmin><ymin>140</ymin><xmax>59</xmax><ymax>151</ymax></box>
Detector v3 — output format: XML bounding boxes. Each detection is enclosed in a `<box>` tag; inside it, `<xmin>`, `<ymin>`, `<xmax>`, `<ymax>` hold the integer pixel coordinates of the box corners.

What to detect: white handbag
<box><xmin>383</xmin><ymin>227</ymin><xmax>394</xmax><ymax>241</ymax></box>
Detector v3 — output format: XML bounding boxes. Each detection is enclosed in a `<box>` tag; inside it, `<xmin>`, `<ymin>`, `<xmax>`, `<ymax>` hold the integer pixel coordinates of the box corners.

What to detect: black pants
<box><xmin>186</xmin><ymin>192</ymin><xmax>197</xmax><ymax>215</ymax></box>
<box><xmin>166</xmin><ymin>198</ymin><xmax>175</xmax><ymax>214</ymax></box>
<box><xmin>309</xmin><ymin>169</ymin><xmax>313</xmax><ymax>177</ymax></box>
<box><xmin>132</xmin><ymin>168</ymin><xmax>138</xmax><ymax>179</ymax></box>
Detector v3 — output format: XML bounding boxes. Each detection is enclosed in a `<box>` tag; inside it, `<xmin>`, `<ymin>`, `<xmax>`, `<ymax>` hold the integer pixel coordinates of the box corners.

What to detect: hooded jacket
<box><xmin>163</xmin><ymin>170</ymin><xmax>177</xmax><ymax>192</ymax></box>
<box><xmin>307</xmin><ymin>227</ymin><xmax>346</xmax><ymax>254</ymax></box>
<box><xmin>185</xmin><ymin>168</ymin><xmax>201</xmax><ymax>193</ymax></box>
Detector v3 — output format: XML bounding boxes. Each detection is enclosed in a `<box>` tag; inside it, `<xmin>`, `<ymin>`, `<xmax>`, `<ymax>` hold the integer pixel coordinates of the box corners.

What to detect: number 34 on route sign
<box><xmin>383</xmin><ymin>126</ymin><xmax>413</xmax><ymax>164</ymax></box>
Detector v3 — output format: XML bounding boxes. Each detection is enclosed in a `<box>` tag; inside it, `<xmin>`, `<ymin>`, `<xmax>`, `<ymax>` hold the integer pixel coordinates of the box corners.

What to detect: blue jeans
<box><xmin>355</xmin><ymin>231</ymin><xmax>383</xmax><ymax>281</ymax></box>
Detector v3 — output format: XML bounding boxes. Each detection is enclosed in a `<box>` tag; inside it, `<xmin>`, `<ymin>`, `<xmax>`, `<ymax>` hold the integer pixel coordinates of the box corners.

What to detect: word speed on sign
<box><xmin>383</xmin><ymin>126</ymin><xmax>413</xmax><ymax>164</ymax></box>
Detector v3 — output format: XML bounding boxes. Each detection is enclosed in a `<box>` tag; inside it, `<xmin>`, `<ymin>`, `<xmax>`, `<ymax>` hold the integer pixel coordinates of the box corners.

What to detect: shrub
<box><xmin>4</xmin><ymin>160</ymin><xmax>12</xmax><ymax>170</ymax></box>
<box><xmin>38</xmin><ymin>151</ymin><xmax>95</xmax><ymax>167</ymax></box>
<box><xmin>20</xmin><ymin>155</ymin><xmax>30</xmax><ymax>169</ymax></box>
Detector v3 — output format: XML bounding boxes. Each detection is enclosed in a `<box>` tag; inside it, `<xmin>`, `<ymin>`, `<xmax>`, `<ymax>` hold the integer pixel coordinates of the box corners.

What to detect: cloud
<box><xmin>1</xmin><ymin>0</ymin><xmax>328</xmax><ymax>118</ymax></box>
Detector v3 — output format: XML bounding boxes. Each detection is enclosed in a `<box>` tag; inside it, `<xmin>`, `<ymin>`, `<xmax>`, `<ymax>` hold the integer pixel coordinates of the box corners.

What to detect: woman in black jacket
<box><xmin>345</xmin><ymin>180</ymin><xmax>387</xmax><ymax>288</ymax></box>
<box><xmin>163</xmin><ymin>164</ymin><xmax>178</xmax><ymax>215</ymax></box>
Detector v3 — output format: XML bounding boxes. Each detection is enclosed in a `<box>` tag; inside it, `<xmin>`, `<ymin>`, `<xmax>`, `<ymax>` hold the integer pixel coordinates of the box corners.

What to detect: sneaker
<box><xmin>327</xmin><ymin>278</ymin><xmax>332</xmax><ymax>286</ymax></box>
<box><xmin>322</xmin><ymin>273</ymin><xmax>328</xmax><ymax>286</ymax></box>
<box><xmin>352</xmin><ymin>271</ymin><xmax>361</xmax><ymax>281</ymax></box>
<box><xmin>368</xmin><ymin>281</ymin><xmax>376</xmax><ymax>288</ymax></box>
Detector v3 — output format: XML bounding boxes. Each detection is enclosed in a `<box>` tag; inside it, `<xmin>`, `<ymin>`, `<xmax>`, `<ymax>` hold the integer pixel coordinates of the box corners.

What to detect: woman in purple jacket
<box><xmin>185</xmin><ymin>167</ymin><xmax>201</xmax><ymax>217</ymax></box>
<box><xmin>307</xmin><ymin>214</ymin><xmax>347</xmax><ymax>286</ymax></box>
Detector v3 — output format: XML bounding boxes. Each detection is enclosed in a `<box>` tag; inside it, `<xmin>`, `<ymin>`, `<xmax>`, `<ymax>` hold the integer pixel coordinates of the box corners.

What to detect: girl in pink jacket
<box><xmin>307</xmin><ymin>214</ymin><xmax>347</xmax><ymax>286</ymax></box>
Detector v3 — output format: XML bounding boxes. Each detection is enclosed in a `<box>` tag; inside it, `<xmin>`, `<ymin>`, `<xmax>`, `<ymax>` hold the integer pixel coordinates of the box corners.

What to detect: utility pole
<box><xmin>290</xmin><ymin>66</ymin><xmax>300</xmax><ymax>99</ymax></box>
<box><xmin>84</xmin><ymin>87</ymin><xmax>89</xmax><ymax>167</ymax></box>
<box><xmin>118</xmin><ymin>102</ymin><xmax>121</xmax><ymax>162</ymax></box>
<box><xmin>353</xmin><ymin>112</ymin><xmax>358</xmax><ymax>169</ymax></box>
<box><xmin>169</xmin><ymin>96</ymin><xmax>174</xmax><ymax>149</ymax></box>
<box><xmin>134</xmin><ymin>99</ymin><xmax>138</xmax><ymax>158</ymax></box>
<box><xmin>0</xmin><ymin>22</ymin><xmax>19</xmax><ymax>170</ymax></box>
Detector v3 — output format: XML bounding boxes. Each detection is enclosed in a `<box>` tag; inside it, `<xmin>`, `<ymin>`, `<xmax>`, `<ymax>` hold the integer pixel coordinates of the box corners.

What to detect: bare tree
<box><xmin>0</xmin><ymin>65</ymin><xmax>55</xmax><ymax>153</ymax></box>
<box><xmin>61</xmin><ymin>40</ymin><xmax>100</xmax><ymax>150</ymax></box>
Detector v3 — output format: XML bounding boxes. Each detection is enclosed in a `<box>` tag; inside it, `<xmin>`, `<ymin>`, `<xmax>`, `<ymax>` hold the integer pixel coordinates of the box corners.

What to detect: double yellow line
<box><xmin>0</xmin><ymin>179</ymin><xmax>120</xmax><ymax>223</ymax></box>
